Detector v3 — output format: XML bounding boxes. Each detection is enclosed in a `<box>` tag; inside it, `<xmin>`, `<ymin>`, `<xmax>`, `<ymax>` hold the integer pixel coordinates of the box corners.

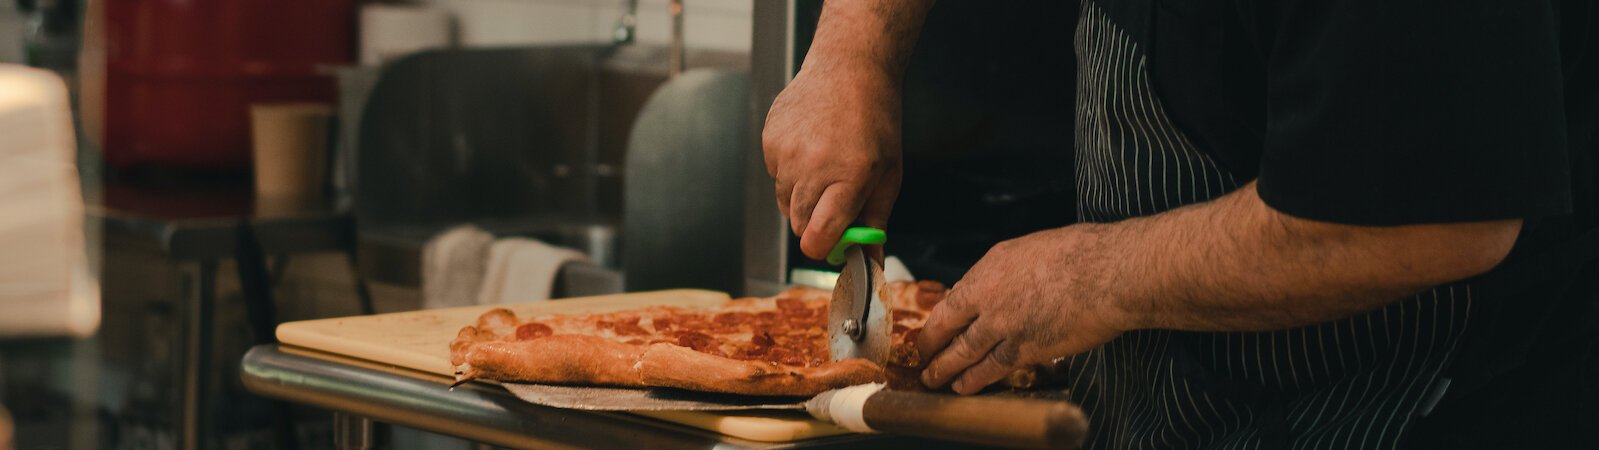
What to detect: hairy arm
<box><xmin>805</xmin><ymin>1</ymin><xmax>935</xmax><ymax>77</ymax></box>
<box><xmin>1111</xmin><ymin>182</ymin><xmax>1519</xmax><ymax>331</ymax></box>
<box><xmin>763</xmin><ymin>0</ymin><xmax>935</xmax><ymax>260</ymax></box>
<box><xmin>918</xmin><ymin>181</ymin><xmax>1522</xmax><ymax>393</ymax></box>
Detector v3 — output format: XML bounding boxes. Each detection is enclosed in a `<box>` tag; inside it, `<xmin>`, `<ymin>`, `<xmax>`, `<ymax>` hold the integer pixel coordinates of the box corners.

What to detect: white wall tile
<box><xmin>0</xmin><ymin>3</ymin><xmax>24</xmax><ymax>64</ymax></box>
<box><xmin>632</xmin><ymin>0</ymin><xmax>751</xmax><ymax>52</ymax></box>
<box><xmin>427</xmin><ymin>0</ymin><xmax>607</xmax><ymax>46</ymax></box>
<box><xmin>418</xmin><ymin>0</ymin><xmax>751</xmax><ymax>52</ymax></box>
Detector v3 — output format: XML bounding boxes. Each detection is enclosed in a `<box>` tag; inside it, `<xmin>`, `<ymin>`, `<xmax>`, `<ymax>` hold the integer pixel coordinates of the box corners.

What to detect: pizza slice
<box><xmin>449</xmin><ymin>280</ymin><xmax>947</xmax><ymax>396</ymax></box>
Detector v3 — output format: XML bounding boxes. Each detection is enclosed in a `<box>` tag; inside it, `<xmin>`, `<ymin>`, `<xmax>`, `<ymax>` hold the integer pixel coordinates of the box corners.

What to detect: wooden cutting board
<box><xmin>275</xmin><ymin>289</ymin><xmax>853</xmax><ymax>442</ymax></box>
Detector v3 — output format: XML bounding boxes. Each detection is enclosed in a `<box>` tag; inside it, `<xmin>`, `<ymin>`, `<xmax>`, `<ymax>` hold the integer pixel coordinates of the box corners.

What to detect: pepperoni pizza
<box><xmin>449</xmin><ymin>280</ymin><xmax>947</xmax><ymax>396</ymax></box>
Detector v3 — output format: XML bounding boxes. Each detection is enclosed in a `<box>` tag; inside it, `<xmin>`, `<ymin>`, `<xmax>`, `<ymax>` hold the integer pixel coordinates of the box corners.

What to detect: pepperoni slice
<box><xmin>776</xmin><ymin>298</ymin><xmax>812</xmax><ymax>317</ymax></box>
<box><xmin>735</xmin><ymin>332</ymin><xmax>776</xmax><ymax>359</ymax></box>
<box><xmin>611</xmin><ymin>317</ymin><xmax>650</xmax><ymax>336</ymax></box>
<box><xmin>514</xmin><ymin>322</ymin><xmax>554</xmax><ymax>340</ymax></box>
<box><xmin>751</xmin><ymin>331</ymin><xmax>776</xmax><ymax>348</ymax></box>
<box><xmin>714</xmin><ymin>312</ymin><xmax>753</xmax><ymax>327</ymax></box>
<box><xmin>652</xmin><ymin>317</ymin><xmax>675</xmax><ymax>332</ymax></box>
<box><xmin>674</xmin><ymin>331</ymin><xmax>722</xmax><ymax>356</ymax></box>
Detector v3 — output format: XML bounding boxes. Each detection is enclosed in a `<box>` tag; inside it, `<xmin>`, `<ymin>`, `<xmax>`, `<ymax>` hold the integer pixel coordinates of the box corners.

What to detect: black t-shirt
<box><xmin>1063</xmin><ymin>1</ymin><xmax>1598</xmax><ymax>449</ymax></box>
<box><xmin>1147</xmin><ymin>0</ymin><xmax>1595</xmax><ymax>226</ymax></box>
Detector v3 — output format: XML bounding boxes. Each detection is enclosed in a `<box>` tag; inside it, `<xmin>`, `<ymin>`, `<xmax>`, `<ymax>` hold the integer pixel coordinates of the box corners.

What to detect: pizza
<box><xmin>449</xmin><ymin>280</ymin><xmax>948</xmax><ymax>396</ymax></box>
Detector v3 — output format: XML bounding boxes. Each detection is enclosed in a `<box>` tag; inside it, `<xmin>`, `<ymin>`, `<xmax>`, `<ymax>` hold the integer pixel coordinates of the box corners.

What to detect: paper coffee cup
<box><xmin>251</xmin><ymin>102</ymin><xmax>333</xmax><ymax>199</ymax></box>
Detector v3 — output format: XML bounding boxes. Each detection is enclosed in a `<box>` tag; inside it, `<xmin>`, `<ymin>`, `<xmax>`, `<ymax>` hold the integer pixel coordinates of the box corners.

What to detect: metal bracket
<box><xmin>333</xmin><ymin>413</ymin><xmax>388</xmax><ymax>450</ymax></box>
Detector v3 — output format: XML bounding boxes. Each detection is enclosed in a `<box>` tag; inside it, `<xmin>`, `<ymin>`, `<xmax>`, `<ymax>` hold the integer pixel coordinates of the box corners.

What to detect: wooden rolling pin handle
<box><xmin>862</xmin><ymin>390</ymin><xmax>1089</xmax><ymax>449</ymax></box>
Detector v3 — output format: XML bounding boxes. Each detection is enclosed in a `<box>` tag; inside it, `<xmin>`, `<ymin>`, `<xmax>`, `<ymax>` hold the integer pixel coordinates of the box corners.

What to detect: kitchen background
<box><xmin>0</xmin><ymin>1</ymin><xmax>1073</xmax><ymax>448</ymax></box>
<box><xmin>2</xmin><ymin>3</ymin><xmax>755</xmax><ymax>449</ymax></box>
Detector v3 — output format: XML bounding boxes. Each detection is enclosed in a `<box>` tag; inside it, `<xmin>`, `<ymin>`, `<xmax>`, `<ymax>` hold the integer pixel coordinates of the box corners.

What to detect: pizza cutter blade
<box><xmin>827</xmin><ymin>227</ymin><xmax>892</xmax><ymax>366</ymax></box>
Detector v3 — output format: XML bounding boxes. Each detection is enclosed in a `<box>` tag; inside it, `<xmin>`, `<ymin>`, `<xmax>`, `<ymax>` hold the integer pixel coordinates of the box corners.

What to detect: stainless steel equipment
<box><xmin>350</xmin><ymin>45</ymin><xmax>747</xmax><ymax>296</ymax></box>
<box><xmin>743</xmin><ymin>0</ymin><xmax>795</xmax><ymax>297</ymax></box>
<box><xmin>501</xmin><ymin>383</ymin><xmax>1090</xmax><ymax>449</ymax></box>
<box><xmin>622</xmin><ymin>69</ymin><xmax>749</xmax><ymax>294</ymax></box>
<box><xmin>240</xmin><ymin>345</ymin><xmax>992</xmax><ymax>449</ymax></box>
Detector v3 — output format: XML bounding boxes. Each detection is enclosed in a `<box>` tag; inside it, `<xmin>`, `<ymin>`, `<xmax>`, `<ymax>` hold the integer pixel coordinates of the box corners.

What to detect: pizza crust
<box><xmin>636</xmin><ymin>344</ymin><xmax>885</xmax><ymax>396</ymax></box>
<box><xmin>453</xmin><ymin>326</ymin><xmax>888</xmax><ymax>395</ymax></box>
<box><xmin>455</xmin><ymin>335</ymin><xmax>647</xmax><ymax>387</ymax></box>
<box><xmin>449</xmin><ymin>281</ymin><xmax>1036</xmax><ymax>396</ymax></box>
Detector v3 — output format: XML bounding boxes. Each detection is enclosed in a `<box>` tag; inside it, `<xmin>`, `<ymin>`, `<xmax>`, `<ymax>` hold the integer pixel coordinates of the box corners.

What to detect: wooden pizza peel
<box><xmin>501</xmin><ymin>382</ymin><xmax>1086</xmax><ymax>449</ymax></box>
<box><xmin>275</xmin><ymin>289</ymin><xmax>855</xmax><ymax>442</ymax></box>
<box><xmin>277</xmin><ymin>287</ymin><xmax>1087</xmax><ymax>447</ymax></box>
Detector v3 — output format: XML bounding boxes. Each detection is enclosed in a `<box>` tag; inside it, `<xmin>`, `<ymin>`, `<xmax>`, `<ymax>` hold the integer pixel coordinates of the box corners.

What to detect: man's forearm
<box><xmin>806</xmin><ymin>0</ymin><xmax>935</xmax><ymax>78</ymax></box>
<box><xmin>914</xmin><ymin>182</ymin><xmax>1520</xmax><ymax>392</ymax></box>
<box><xmin>1100</xmin><ymin>182</ymin><xmax>1521</xmax><ymax>332</ymax></box>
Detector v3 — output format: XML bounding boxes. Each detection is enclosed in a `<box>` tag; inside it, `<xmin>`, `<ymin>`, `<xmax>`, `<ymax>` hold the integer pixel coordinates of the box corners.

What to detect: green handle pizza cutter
<box><xmin>826</xmin><ymin>227</ymin><xmax>887</xmax><ymax>266</ymax></box>
<box><xmin>826</xmin><ymin>227</ymin><xmax>892</xmax><ymax>365</ymax></box>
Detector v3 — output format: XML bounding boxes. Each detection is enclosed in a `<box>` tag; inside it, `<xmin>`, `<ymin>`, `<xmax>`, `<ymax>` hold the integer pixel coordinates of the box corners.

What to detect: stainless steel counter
<box><xmin>241</xmin><ymin>345</ymin><xmax>990</xmax><ymax>449</ymax></box>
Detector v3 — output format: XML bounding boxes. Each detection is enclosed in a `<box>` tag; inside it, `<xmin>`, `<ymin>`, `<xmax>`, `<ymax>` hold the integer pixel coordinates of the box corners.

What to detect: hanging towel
<box><xmin>420</xmin><ymin>225</ymin><xmax>495</xmax><ymax>309</ymax></box>
<box><xmin>476</xmin><ymin>237</ymin><xmax>591</xmax><ymax>304</ymax></box>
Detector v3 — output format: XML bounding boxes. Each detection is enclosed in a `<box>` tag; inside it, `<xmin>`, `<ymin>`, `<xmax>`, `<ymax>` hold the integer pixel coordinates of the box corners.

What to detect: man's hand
<box><xmin>915</xmin><ymin>182</ymin><xmax>1519</xmax><ymax>394</ymax></box>
<box><xmin>760</xmin><ymin>0</ymin><xmax>933</xmax><ymax>260</ymax></box>
<box><xmin>764</xmin><ymin>65</ymin><xmax>904</xmax><ymax>260</ymax></box>
<box><xmin>916</xmin><ymin>226</ymin><xmax>1133</xmax><ymax>394</ymax></box>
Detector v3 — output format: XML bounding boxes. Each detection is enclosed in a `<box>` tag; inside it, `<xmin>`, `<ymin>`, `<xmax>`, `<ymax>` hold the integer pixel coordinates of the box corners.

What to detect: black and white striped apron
<box><xmin>1063</xmin><ymin>2</ymin><xmax>1474</xmax><ymax>448</ymax></box>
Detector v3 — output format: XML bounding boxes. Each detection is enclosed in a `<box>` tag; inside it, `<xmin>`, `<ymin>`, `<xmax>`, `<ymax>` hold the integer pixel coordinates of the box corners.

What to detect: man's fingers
<box><xmin>787</xmin><ymin>180</ymin><xmax>824</xmax><ymax>237</ymax></box>
<box><xmin>774</xmin><ymin>180</ymin><xmax>794</xmax><ymax>227</ymax></box>
<box><xmin>920</xmin><ymin>317</ymin><xmax>998</xmax><ymax>389</ymax></box>
<box><xmin>951</xmin><ymin>342</ymin><xmax>1018</xmax><ymax>395</ymax></box>
<box><xmin>858</xmin><ymin>164</ymin><xmax>900</xmax><ymax>230</ymax></box>
<box><xmin>915</xmin><ymin>286</ymin><xmax>979</xmax><ymax>366</ymax></box>
<box><xmin>799</xmin><ymin>183</ymin><xmax>870</xmax><ymax>260</ymax></box>
<box><xmin>857</xmin><ymin>171</ymin><xmax>899</xmax><ymax>264</ymax></box>
<box><xmin>864</xmin><ymin>245</ymin><xmax>886</xmax><ymax>265</ymax></box>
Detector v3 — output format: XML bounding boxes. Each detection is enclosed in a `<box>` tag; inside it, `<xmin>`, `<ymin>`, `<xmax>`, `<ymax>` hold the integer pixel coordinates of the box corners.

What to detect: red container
<box><xmin>103</xmin><ymin>0</ymin><xmax>352</xmax><ymax>169</ymax></box>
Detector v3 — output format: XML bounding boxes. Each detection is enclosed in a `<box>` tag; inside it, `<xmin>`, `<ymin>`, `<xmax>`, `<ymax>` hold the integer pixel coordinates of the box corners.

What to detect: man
<box><xmin>763</xmin><ymin>1</ymin><xmax>1598</xmax><ymax>449</ymax></box>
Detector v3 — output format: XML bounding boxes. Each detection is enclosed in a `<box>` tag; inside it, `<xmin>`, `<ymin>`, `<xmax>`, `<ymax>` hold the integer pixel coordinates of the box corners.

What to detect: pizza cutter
<box><xmin>503</xmin><ymin>227</ymin><xmax>1090</xmax><ymax>448</ymax></box>
<box><xmin>495</xmin><ymin>228</ymin><xmax>1089</xmax><ymax>448</ymax></box>
<box><xmin>827</xmin><ymin>227</ymin><xmax>893</xmax><ymax>366</ymax></box>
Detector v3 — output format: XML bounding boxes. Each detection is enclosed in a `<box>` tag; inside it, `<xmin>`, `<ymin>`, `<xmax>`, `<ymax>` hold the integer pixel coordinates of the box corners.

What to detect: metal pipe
<box><xmin>669</xmin><ymin>0</ymin><xmax>685</xmax><ymax>77</ymax></box>
<box><xmin>332</xmin><ymin>413</ymin><xmax>386</xmax><ymax>450</ymax></box>
<box><xmin>744</xmin><ymin>0</ymin><xmax>797</xmax><ymax>296</ymax></box>
<box><xmin>240</xmin><ymin>345</ymin><xmax>941</xmax><ymax>449</ymax></box>
<box><xmin>241</xmin><ymin>346</ymin><xmax>742</xmax><ymax>449</ymax></box>
<box><xmin>613</xmin><ymin>0</ymin><xmax>639</xmax><ymax>45</ymax></box>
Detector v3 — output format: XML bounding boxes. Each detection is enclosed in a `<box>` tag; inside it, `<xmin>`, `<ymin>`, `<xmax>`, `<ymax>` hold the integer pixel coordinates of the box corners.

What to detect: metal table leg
<box><xmin>179</xmin><ymin>261</ymin><xmax>217</xmax><ymax>450</ymax></box>
<box><xmin>333</xmin><ymin>413</ymin><xmax>388</xmax><ymax>450</ymax></box>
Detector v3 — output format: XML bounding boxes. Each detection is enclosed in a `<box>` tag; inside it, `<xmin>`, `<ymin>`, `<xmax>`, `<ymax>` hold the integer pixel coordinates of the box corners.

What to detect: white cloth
<box><xmin>420</xmin><ymin>225</ymin><xmax>495</xmax><ymax>309</ymax></box>
<box><xmin>475</xmin><ymin>237</ymin><xmax>591</xmax><ymax>304</ymax></box>
<box><xmin>360</xmin><ymin>4</ymin><xmax>451</xmax><ymax>66</ymax></box>
<box><xmin>0</xmin><ymin>65</ymin><xmax>99</xmax><ymax>338</ymax></box>
<box><xmin>882</xmin><ymin>256</ymin><xmax>915</xmax><ymax>283</ymax></box>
